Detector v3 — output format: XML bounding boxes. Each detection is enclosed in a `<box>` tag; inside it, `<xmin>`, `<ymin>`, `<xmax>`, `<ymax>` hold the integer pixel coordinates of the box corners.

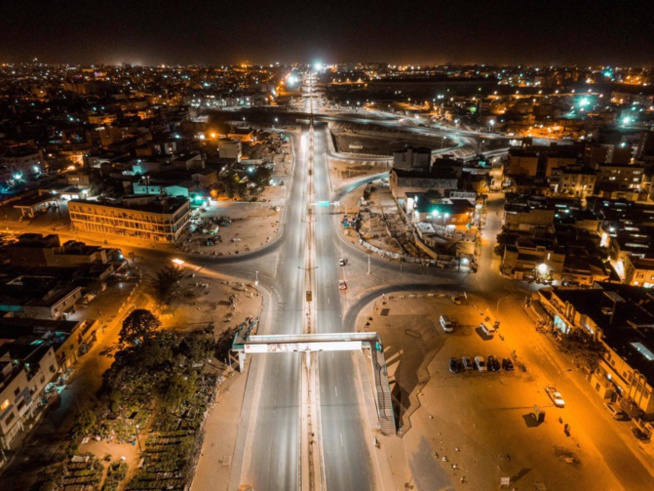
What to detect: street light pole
<box><xmin>135</xmin><ymin>424</ymin><xmax>143</xmax><ymax>453</ymax></box>
<box><xmin>255</xmin><ymin>270</ymin><xmax>259</xmax><ymax>286</ymax></box>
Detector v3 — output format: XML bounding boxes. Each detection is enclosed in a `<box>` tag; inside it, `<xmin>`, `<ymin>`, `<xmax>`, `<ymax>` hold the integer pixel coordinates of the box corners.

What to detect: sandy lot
<box><xmin>357</xmin><ymin>293</ymin><xmax>622</xmax><ymax>491</ymax></box>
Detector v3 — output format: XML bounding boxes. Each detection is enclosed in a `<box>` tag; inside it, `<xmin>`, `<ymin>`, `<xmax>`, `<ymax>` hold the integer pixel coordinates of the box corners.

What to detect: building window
<box><xmin>0</xmin><ymin>399</ymin><xmax>8</xmax><ymax>411</ymax></box>
<box><xmin>16</xmin><ymin>400</ymin><xmax>25</xmax><ymax>411</ymax></box>
<box><xmin>4</xmin><ymin>412</ymin><xmax>15</xmax><ymax>426</ymax></box>
<box><xmin>14</xmin><ymin>387</ymin><xmax>20</xmax><ymax>397</ymax></box>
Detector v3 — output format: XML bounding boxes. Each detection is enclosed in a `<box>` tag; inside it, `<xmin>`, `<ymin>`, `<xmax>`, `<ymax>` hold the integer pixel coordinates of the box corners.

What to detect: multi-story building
<box><xmin>218</xmin><ymin>138</ymin><xmax>242</xmax><ymax>160</ymax></box>
<box><xmin>508</xmin><ymin>148</ymin><xmax>539</xmax><ymax>176</ymax></box>
<box><xmin>393</xmin><ymin>147</ymin><xmax>431</xmax><ymax>171</ymax></box>
<box><xmin>0</xmin><ymin>146</ymin><xmax>44</xmax><ymax>182</ymax></box>
<box><xmin>549</xmin><ymin>167</ymin><xmax>597</xmax><ymax>198</ymax></box>
<box><xmin>596</xmin><ymin>163</ymin><xmax>644</xmax><ymax>191</ymax></box>
<box><xmin>68</xmin><ymin>196</ymin><xmax>190</xmax><ymax>242</ymax></box>
<box><xmin>0</xmin><ymin>344</ymin><xmax>58</xmax><ymax>449</ymax></box>
<box><xmin>501</xmin><ymin>236</ymin><xmax>565</xmax><ymax>280</ymax></box>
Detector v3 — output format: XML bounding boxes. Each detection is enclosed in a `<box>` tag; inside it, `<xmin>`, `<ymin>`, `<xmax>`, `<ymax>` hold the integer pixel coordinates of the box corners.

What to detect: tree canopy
<box><xmin>120</xmin><ymin>309</ymin><xmax>161</xmax><ymax>346</ymax></box>
<box><xmin>151</xmin><ymin>265</ymin><xmax>184</xmax><ymax>303</ymax></box>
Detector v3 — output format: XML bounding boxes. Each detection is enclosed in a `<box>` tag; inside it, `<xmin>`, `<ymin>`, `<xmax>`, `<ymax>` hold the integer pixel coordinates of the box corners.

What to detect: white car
<box><xmin>439</xmin><ymin>315</ymin><xmax>455</xmax><ymax>333</ymax></box>
<box><xmin>545</xmin><ymin>385</ymin><xmax>565</xmax><ymax>407</ymax></box>
<box><xmin>474</xmin><ymin>356</ymin><xmax>487</xmax><ymax>372</ymax></box>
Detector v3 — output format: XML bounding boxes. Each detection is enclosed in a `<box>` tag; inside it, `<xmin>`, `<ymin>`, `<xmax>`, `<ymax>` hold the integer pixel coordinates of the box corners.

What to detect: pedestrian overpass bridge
<box><xmin>232</xmin><ymin>327</ymin><xmax>396</xmax><ymax>434</ymax></box>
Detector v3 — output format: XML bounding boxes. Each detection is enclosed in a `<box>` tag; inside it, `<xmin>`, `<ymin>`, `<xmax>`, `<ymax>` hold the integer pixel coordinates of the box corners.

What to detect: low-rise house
<box><xmin>0</xmin><ymin>317</ymin><xmax>98</xmax><ymax>369</ymax></box>
<box><xmin>504</xmin><ymin>204</ymin><xmax>555</xmax><ymax>233</ymax></box>
<box><xmin>0</xmin><ymin>278</ymin><xmax>83</xmax><ymax>320</ymax></box>
<box><xmin>3</xmin><ymin>234</ymin><xmax>109</xmax><ymax>268</ymax></box>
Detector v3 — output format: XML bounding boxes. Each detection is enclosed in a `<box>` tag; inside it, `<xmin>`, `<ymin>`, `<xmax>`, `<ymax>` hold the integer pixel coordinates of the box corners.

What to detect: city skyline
<box><xmin>1</xmin><ymin>1</ymin><xmax>653</xmax><ymax>66</ymax></box>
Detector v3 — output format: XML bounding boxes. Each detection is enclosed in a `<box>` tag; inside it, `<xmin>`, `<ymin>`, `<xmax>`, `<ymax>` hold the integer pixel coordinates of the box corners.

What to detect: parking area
<box><xmin>358</xmin><ymin>292</ymin><xmax>622</xmax><ymax>490</ymax></box>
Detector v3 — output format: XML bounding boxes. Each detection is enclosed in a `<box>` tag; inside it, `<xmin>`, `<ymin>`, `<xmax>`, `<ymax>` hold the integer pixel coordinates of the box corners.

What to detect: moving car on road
<box><xmin>339</xmin><ymin>258</ymin><xmax>347</xmax><ymax>266</ymax></box>
<box><xmin>338</xmin><ymin>280</ymin><xmax>347</xmax><ymax>290</ymax></box>
<box><xmin>474</xmin><ymin>356</ymin><xmax>487</xmax><ymax>372</ymax></box>
<box><xmin>545</xmin><ymin>385</ymin><xmax>566</xmax><ymax>407</ymax></box>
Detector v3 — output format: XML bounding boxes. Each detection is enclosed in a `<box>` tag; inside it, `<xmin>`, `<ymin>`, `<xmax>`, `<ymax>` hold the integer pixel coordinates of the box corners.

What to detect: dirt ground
<box><xmin>180</xmin><ymin>201</ymin><xmax>283</xmax><ymax>256</ymax></box>
<box><xmin>357</xmin><ymin>293</ymin><xmax>622</xmax><ymax>491</ymax></box>
<box><xmin>158</xmin><ymin>272</ymin><xmax>262</xmax><ymax>338</ymax></box>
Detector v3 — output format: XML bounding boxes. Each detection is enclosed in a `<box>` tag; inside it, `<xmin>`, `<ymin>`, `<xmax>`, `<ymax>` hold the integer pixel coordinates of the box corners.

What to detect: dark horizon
<box><xmin>1</xmin><ymin>0</ymin><xmax>653</xmax><ymax>67</ymax></box>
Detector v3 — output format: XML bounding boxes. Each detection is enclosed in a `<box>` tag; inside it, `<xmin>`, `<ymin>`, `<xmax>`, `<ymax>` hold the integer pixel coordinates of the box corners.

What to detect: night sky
<box><xmin>1</xmin><ymin>0</ymin><xmax>652</xmax><ymax>66</ymax></box>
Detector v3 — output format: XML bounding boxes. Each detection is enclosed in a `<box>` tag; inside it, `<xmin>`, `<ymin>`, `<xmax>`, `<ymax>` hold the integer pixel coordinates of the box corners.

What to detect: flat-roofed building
<box><xmin>0</xmin><ymin>343</ymin><xmax>58</xmax><ymax>449</ymax></box>
<box><xmin>68</xmin><ymin>196</ymin><xmax>190</xmax><ymax>242</ymax></box>
<box><xmin>596</xmin><ymin>163</ymin><xmax>644</xmax><ymax>191</ymax></box>
<box><xmin>549</xmin><ymin>167</ymin><xmax>597</xmax><ymax>198</ymax></box>
<box><xmin>624</xmin><ymin>256</ymin><xmax>654</xmax><ymax>287</ymax></box>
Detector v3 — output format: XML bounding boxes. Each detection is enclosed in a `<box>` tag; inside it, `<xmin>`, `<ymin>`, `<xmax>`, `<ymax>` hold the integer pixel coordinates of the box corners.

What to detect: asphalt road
<box><xmin>228</xmin><ymin>131</ymin><xmax>309</xmax><ymax>490</ymax></box>
<box><xmin>313</xmin><ymin>125</ymin><xmax>376</xmax><ymax>490</ymax></box>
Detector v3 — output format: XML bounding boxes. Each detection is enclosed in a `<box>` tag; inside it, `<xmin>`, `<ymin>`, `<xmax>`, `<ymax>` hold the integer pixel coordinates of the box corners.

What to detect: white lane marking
<box><xmin>340</xmin><ymin>433</ymin><xmax>344</xmax><ymax>447</ymax></box>
<box><xmin>327</xmin><ymin>297</ymin><xmax>330</xmax><ymax>304</ymax></box>
<box><xmin>335</xmin><ymin>386</ymin><xmax>338</xmax><ymax>398</ymax></box>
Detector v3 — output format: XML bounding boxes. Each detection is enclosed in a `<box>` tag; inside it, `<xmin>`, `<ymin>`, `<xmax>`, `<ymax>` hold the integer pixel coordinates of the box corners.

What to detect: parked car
<box><xmin>545</xmin><ymin>385</ymin><xmax>566</xmax><ymax>407</ymax></box>
<box><xmin>449</xmin><ymin>357</ymin><xmax>461</xmax><ymax>374</ymax></box>
<box><xmin>450</xmin><ymin>294</ymin><xmax>463</xmax><ymax>305</ymax></box>
<box><xmin>631</xmin><ymin>427</ymin><xmax>650</xmax><ymax>441</ymax></box>
<box><xmin>487</xmin><ymin>355</ymin><xmax>500</xmax><ymax>372</ymax></box>
<box><xmin>439</xmin><ymin>315</ymin><xmax>455</xmax><ymax>333</ymax></box>
<box><xmin>501</xmin><ymin>358</ymin><xmax>514</xmax><ymax>371</ymax></box>
<box><xmin>338</xmin><ymin>258</ymin><xmax>347</xmax><ymax>266</ymax></box>
<box><xmin>462</xmin><ymin>356</ymin><xmax>474</xmax><ymax>370</ymax></box>
<box><xmin>604</xmin><ymin>402</ymin><xmax>629</xmax><ymax>421</ymax></box>
<box><xmin>480</xmin><ymin>322</ymin><xmax>496</xmax><ymax>337</ymax></box>
<box><xmin>474</xmin><ymin>356</ymin><xmax>487</xmax><ymax>372</ymax></box>
<box><xmin>338</xmin><ymin>280</ymin><xmax>347</xmax><ymax>290</ymax></box>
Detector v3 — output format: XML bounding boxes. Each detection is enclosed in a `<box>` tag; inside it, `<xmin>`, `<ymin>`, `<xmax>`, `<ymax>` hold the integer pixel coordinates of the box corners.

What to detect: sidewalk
<box><xmin>191</xmin><ymin>370</ymin><xmax>248</xmax><ymax>491</ymax></box>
